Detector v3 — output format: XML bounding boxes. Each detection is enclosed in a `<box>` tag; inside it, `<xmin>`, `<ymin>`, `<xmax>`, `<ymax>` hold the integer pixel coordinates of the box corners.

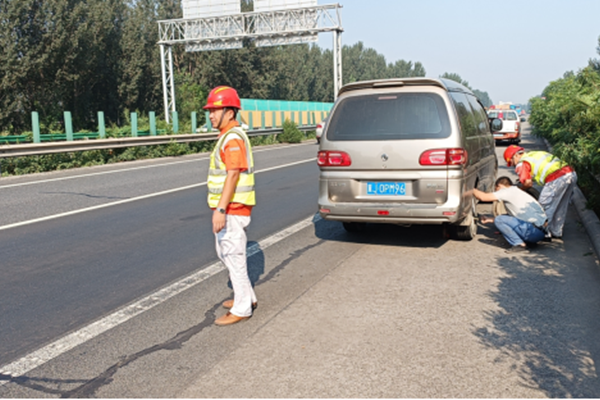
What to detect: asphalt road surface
<box><xmin>1</xmin><ymin>124</ymin><xmax>600</xmax><ymax>398</ymax></box>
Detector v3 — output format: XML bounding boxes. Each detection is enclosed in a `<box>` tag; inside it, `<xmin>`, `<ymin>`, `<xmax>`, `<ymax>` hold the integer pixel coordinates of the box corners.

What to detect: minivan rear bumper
<box><xmin>318</xmin><ymin>174</ymin><xmax>468</xmax><ymax>225</ymax></box>
<box><xmin>320</xmin><ymin>213</ymin><xmax>457</xmax><ymax>225</ymax></box>
<box><xmin>318</xmin><ymin>205</ymin><xmax>460</xmax><ymax>225</ymax></box>
<box><xmin>318</xmin><ymin>193</ymin><xmax>463</xmax><ymax>225</ymax></box>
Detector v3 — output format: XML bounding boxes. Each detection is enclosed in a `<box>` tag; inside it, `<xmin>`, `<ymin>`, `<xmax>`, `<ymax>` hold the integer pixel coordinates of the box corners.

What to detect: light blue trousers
<box><xmin>495</xmin><ymin>214</ymin><xmax>546</xmax><ymax>247</ymax></box>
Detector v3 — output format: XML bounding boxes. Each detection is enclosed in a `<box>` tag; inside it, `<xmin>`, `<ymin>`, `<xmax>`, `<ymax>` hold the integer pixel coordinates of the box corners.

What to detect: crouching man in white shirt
<box><xmin>473</xmin><ymin>176</ymin><xmax>548</xmax><ymax>254</ymax></box>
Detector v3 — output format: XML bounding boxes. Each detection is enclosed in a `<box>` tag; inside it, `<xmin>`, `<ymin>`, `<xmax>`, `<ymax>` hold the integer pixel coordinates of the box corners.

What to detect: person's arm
<box><xmin>519</xmin><ymin>179</ymin><xmax>533</xmax><ymax>190</ymax></box>
<box><xmin>473</xmin><ymin>188</ymin><xmax>497</xmax><ymax>202</ymax></box>
<box><xmin>479</xmin><ymin>215</ymin><xmax>494</xmax><ymax>224</ymax></box>
<box><xmin>213</xmin><ymin>169</ymin><xmax>240</xmax><ymax>234</ymax></box>
<box><xmin>516</xmin><ymin>162</ymin><xmax>533</xmax><ymax>190</ymax></box>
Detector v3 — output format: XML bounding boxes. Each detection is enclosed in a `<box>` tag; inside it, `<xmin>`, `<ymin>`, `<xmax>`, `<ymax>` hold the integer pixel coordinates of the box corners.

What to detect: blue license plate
<box><xmin>367</xmin><ymin>182</ymin><xmax>406</xmax><ymax>195</ymax></box>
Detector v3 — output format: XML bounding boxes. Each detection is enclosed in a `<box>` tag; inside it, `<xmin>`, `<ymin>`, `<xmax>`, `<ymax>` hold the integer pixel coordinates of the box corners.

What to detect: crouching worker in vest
<box><xmin>503</xmin><ymin>145</ymin><xmax>577</xmax><ymax>241</ymax></box>
<box><xmin>204</xmin><ymin>86</ymin><xmax>257</xmax><ymax>326</ymax></box>
<box><xmin>473</xmin><ymin>176</ymin><xmax>548</xmax><ymax>254</ymax></box>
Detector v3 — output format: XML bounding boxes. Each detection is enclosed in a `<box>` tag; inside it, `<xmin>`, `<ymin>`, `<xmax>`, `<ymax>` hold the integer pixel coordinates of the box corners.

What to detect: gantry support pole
<box><xmin>160</xmin><ymin>45</ymin><xmax>176</xmax><ymax>123</ymax></box>
<box><xmin>333</xmin><ymin>29</ymin><xmax>343</xmax><ymax>100</ymax></box>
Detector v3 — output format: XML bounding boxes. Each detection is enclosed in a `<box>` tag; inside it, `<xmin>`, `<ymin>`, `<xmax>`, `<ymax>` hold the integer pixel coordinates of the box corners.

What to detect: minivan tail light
<box><xmin>515</xmin><ymin>121</ymin><xmax>520</xmax><ymax>131</ymax></box>
<box><xmin>419</xmin><ymin>149</ymin><xmax>447</xmax><ymax>165</ymax></box>
<box><xmin>317</xmin><ymin>151</ymin><xmax>352</xmax><ymax>167</ymax></box>
<box><xmin>419</xmin><ymin>148</ymin><xmax>467</xmax><ymax>166</ymax></box>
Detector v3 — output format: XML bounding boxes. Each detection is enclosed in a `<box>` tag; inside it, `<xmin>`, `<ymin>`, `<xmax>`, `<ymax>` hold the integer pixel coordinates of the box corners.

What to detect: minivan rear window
<box><xmin>326</xmin><ymin>93</ymin><xmax>452</xmax><ymax>141</ymax></box>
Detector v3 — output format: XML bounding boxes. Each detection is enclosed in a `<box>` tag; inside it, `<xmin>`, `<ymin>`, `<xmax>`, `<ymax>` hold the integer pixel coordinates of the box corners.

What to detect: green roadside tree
<box><xmin>0</xmin><ymin>0</ymin><xmax>125</xmax><ymax>132</ymax></box>
<box><xmin>441</xmin><ymin>72</ymin><xmax>493</xmax><ymax>107</ymax></box>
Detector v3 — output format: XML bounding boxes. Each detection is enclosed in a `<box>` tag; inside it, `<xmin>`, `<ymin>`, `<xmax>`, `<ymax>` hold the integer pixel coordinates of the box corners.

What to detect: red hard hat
<box><xmin>203</xmin><ymin>86</ymin><xmax>241</xmax><ymax>110</ymax></box>
<box><xmin>504</xmin><ymin>145</ymin><xmax>524</xmax><ymax>166</ymax></box>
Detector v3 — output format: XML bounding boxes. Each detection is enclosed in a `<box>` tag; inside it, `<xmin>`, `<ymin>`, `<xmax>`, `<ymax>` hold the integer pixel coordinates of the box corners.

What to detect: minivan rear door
<box><xmin>322</xmin><ymin>91</ymin><xmax>454</xmax><ymax>205</ymax></box>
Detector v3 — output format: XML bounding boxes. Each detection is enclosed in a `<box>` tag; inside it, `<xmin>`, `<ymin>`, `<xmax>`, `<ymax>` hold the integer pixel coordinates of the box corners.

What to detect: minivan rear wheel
<box><xmin>343</xmin><ymin>222</ymin><xmax>367</xmax><ymax>233</ymax></box>
<box><xmin>449</xmin><ymin>211</ymin><xmax>477</xmax><ymax>241</ymax></box>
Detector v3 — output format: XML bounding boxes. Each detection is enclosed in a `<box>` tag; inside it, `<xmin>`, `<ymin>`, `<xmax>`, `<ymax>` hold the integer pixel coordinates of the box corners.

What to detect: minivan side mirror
<box><xmin>490</xmin><ymin>118</ymin><xmax>503</xmax><ymax>132</ymax></box>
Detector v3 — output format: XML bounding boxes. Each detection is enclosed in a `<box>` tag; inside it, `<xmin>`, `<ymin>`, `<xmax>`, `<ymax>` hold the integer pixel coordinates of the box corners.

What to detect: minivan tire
<box><xmin>343</xmin><ymin>222</ymin><xmax>367</xmax><ymax>233</ymax></box>
<box><xmin>449</xmin><ymin>212</ymin><xmax>477</xmax><ymax>241</ymax></box>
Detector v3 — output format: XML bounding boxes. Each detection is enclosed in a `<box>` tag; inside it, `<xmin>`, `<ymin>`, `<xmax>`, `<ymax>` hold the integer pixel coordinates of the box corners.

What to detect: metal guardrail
<box><xmin>0</xmin><ymin>126</ymin><xmax>317</xmax><ymax>159</ymax></box>
<box><xmin>0</xmin><ymin>131</ymin><xmax>166</xmax><ymax>145</ymax></box>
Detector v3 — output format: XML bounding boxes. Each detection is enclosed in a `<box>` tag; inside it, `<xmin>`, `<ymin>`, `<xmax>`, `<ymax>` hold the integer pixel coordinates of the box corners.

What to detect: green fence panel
<box><xmin>240</xmin><ymin>99</ymin><xmax>333</xmax><ymax>112</ymax></box>
<box><xmin>205</xmin><ymin>112</ymin><xmax>212</xmax><ymax>131</ymax></box>
<box><xmin>64</xmin><ymin>112</ymin><xmax>73</xmax><ymax>141</ymax></box>
<box><xmin>172</xmin><ymin>111</ymin><xmax>179</xmax><ymax>133</ymax></box>
<box><xmin>149</xmin><ymin>111</ymin><xmax>156</xmax><ymax>136</ymax></box>
<box><xmin>31</xmin><ymin>112</ymin><xmax>40</xmax><ymax>143</ymax></box>
<box><xmin>98</xmin><ymin>112</ymin><xmax>106</xmax><ymax>138</ymax></box>
<box><xmin>191</xmin><ymin>111</ymin><xmax>197</xmax><ymax>134</ymax></box>
<box><xmin>131</xmin><ymin>112</ymin><xmax>138</xmax><ymax>137</ymax></box>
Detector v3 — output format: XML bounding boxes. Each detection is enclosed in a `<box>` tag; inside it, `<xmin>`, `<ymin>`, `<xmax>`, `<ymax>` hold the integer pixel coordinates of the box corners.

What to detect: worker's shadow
<box><xmin>247</xmin><ymin>241</ymin><xmax>264</xmax><ymax>286</ymax></box>
<box><xmin>225</xmin><ymin>241</ymin><xmax>265</xmax><ymax>290</ymax></box>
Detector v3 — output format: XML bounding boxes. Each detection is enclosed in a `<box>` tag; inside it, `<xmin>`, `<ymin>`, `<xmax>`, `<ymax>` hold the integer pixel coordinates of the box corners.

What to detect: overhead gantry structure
<box><xmin>157</xmin><ymin>2</ymin><xmax>343</xmax><ymax>123</ymax></box>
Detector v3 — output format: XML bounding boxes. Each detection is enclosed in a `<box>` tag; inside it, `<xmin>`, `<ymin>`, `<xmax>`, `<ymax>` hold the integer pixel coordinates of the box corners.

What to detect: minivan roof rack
<box><xmin>338</xmin><ymin>77</ymin><xmax>474</xmax><ymax>96</ymax></box>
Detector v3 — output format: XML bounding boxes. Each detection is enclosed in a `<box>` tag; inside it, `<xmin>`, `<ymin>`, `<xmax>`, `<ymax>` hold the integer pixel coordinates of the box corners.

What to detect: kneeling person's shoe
<box><xmin>215</xmin><ymin>312</ymin><xmax>250</xmax><ymax>326</ymax></box>
<box><xmin>506</xmin><ymin>245</ymin><xmax>528</xmax><ymax>254</ymax></box>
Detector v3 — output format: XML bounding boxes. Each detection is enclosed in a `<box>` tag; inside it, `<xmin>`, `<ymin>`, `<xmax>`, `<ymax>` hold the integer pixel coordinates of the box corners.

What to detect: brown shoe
<box><xmin>214</xmin><ymin>312</ymin><xmax>250</xmax><ymax>326</ymax></box>
<box><xmin>222</xmin><ymin>299</ymin><xmax>257</xmax><ymax>310</ymax></box>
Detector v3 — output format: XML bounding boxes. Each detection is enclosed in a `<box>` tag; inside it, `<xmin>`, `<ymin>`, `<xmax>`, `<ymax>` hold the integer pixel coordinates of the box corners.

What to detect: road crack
<box><xmin>3</xmin><ymin>237</ymin><xmax>329</xmax><ymax>397</ymax></box>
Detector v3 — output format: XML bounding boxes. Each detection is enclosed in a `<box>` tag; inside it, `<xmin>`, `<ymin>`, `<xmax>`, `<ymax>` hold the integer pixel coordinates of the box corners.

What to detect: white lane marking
<box><xmin>0</xmin><ymin>158</ymin><xmax>315</xmax><ymax>232</ymax></box>
<box><xmin>0</xmin><ymin>214</ymin><xmax>321</xmax><ymax>385</ymax></box>
<box><xmin>0</xmin><ymin>142</ymin><xmax>315</xmax><ymax>189</ymax></box>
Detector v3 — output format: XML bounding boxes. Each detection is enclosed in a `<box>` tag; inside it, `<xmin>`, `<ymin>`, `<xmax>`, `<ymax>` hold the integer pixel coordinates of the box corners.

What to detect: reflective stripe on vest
<box><xmin>520</xmin><ymin>151</ymin><xmax>565</xmax><ymax>186</ymax></box>
<box><xmin>207</xmin><ymin>127</ymin><xmax>256</xmax><ymax>208</ymax></box>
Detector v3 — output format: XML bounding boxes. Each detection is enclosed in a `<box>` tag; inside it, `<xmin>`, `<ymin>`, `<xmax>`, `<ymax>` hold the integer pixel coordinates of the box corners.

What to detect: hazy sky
<box><xmin>316</xmin><ymin>0</ymin><xmax>600</xmax><ymax>104</ymax></box>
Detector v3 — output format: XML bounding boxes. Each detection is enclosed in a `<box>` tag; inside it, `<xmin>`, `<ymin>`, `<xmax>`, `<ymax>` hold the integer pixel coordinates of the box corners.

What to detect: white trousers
<box><xmin>215</xmin><ymin>215</ymin><xmax>256</xmax><ymax>317</ymax></box>
<box><xmin>538</xmin><ymin>172</ymin><xmax>577</xmax><ymax>237</ymax></box>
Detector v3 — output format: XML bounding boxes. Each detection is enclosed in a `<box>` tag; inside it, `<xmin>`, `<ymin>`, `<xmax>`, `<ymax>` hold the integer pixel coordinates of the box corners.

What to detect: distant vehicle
<box><xmin>487</xmin><ymin>109</ymin><xmax>521</xmax><ymax>144</ymax></box>
<box><xmin>315</xmin><ymin>116</ymin><xmax>328</xmax><ymax>144</ymax></box>
<box><xmin>317</xmin><ymin>77</ymin><xmax>502</xmax><ymax>240</ymax></box>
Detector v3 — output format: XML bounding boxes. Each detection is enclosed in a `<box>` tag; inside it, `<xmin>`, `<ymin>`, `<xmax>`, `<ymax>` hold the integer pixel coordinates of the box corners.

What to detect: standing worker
<box><xmin>503</xmin><ymin>145</ymin><xmax>577</xmax><ymax>240</ymax></box>
<box><xmin>204</xmin><ymin>86</ymin><xmax>257</xmax><ymax>326</ymax></box>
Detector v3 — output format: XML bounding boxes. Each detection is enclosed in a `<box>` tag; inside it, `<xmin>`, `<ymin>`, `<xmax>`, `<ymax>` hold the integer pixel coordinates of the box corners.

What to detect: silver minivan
<box><xmin>317</xmin><ymin>78</ymin><xmax>501</xmax><ymax>240</ymax></box>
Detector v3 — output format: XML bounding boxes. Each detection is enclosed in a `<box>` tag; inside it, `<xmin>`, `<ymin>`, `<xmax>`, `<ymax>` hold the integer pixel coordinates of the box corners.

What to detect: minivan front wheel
<box><xmin>449</xmin><ymin>212</ymin><xmax>477</xmax><ymax>241</ymax></box>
